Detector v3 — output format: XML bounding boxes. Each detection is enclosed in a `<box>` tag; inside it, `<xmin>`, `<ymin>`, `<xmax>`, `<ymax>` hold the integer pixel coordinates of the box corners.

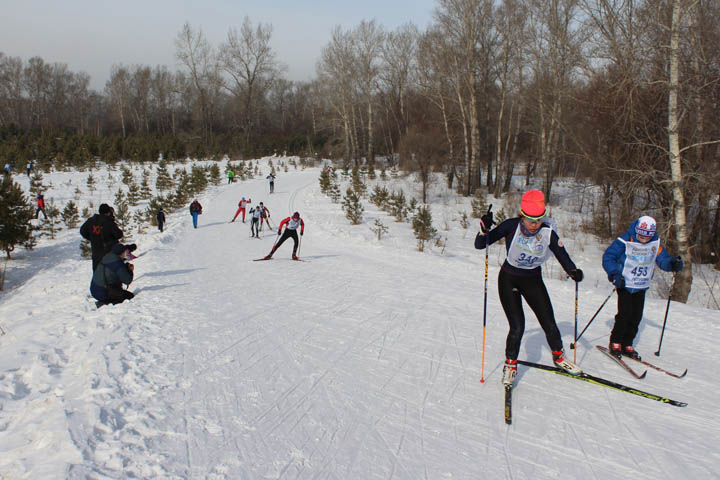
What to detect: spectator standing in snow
<box><xmin>227</xmin><ymin>170</ymin><xmax>234</xmax><ymax>184</ymax></box>
<box><xmin>3</xmin><ymin>162</ymin><xmax>11</xmax><ymax>176</ymax></box>
<box><xmin>189</xmin><ymin>199</ymin><xmax>202</xmax><ymax>229</ymax></box>
<box><xmin>156</xmin><ymin>208</ymin><xmax>166</xmax><ymax>232</ymax></box>
<box><xmin>474</xmin><ymin>189</ymin><xmax>584</xmax><ymax>386</ymax></box>
<box><xmin>90</xmin><ymin>243</ymin><xmax>135</xmax><ymax>308</ymax></box>
<box><xmin>80</xmin><ymin>203</ymin><xmax>126</xmax><ymax>272</ymax></box>
<box><xmin>602</xmin><ymin>216</ymin><xmax>683</xmax><ymax>360</ymax></box>
<box><xmin>26</xmin><ymin>161</ymin><xmax>33</xmax><ymax>176</ymax></box>
<box><xmin>231</xmin><ymin>197</ymin><xmax>251</xmax><ymax>222</ymax></box>
<box><xmin>35</xmin><ymin>193</ymin><xmax>47</xmax><ymax>219</ymax></box>
<box><xmin>266</xmin><ymin>173</ymin><xmax>276</xmax><ymax>193</ymax></box>
<box><xmin>264</xmin><ymin>212</ymin><xmax>304</xmax><ymax>260</ymax></box>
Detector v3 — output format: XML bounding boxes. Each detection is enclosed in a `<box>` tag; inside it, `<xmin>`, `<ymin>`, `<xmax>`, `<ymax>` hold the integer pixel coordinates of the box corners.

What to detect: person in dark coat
<box><xmin>189</xmin><ymin>199</ymin><xmax>202</xmax><ymax>228</ymax></box>
<box><xmin>90</xmin><ymin>243</ymin><xmax>135</xmax><ymax>308</ymax></box>
<box><xmin>156</xmin><ymin>208</ymin><xmax>166</xmax><ymax>232</ymax></box>
<box><xmin>80</xmin><ymin>203</ymin><xmax>125</xmax><ymax>271</ymax></box>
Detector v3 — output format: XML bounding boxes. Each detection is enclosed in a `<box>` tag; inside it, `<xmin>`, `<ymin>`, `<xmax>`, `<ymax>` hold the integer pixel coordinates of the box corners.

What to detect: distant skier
<box><xmin>35</xmin><ymin>192</ymin><xmax>47</xmax><ymax>220</ymax></box>
<box><xmin>90</xmin><ymin>243</ymin><xmax>135</xmax><ymax>308</ymax></box>
<box><xmin>189</xmin><ymin>199</ymin><xmax>203</xmax><ymax>229</ymax></box>
<box><xmin>156</xmin><ymin>208</ymin><xmax>166</xmax><ymax>232</ymax></box>
<box><xmin>249</xmin><ymin>205</ymin><xmax>263</xmax><ymax>238</ymax></box>
<box><xmin>252</xmin><ymin>201</ymin><xmax>270</xmax><ymax>231</ymax></box>
<box><xmin>264</xmin><ymin>211</ymin><xmax>304</xmax><ymax>260</ymax></box>
<box><xmin>602</xmin><ymin>216</ymin><xmax>683</xmax><ymax>360</ymax></box>
<box><xmin>266</xmin><ymin>173</ymin><xmax>276</xmax><ymax>193</ymax></box>
<box><xmin>231</xmin><ymin>197</ymin><xmax>251</xmax><ymax>223</ymax></box>
<box><xmin>474</xmin><ymin>189</ymin><xmax>584</xmax><ymax>386</ymax></box>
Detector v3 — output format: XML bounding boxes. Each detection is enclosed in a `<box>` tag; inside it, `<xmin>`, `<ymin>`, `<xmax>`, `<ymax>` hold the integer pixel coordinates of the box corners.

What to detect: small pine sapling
<box><xmin>412</xmin><ymin>206</ymin><xmax>437</xmax><ymax>252</ymax></box>
<box><xmin>61</xmin><ymin>200</ymin><xmax>80</xmax><ymax>228</ymax></box>
<box><xmin>370</xmin><ymin>219</ymin><xmax>389</xmax><ymax>241</ymax></box>
<box><xmin>342</xmin><ymin>187</ymin><xmax>364</xmax><ymax>224</ymax></box>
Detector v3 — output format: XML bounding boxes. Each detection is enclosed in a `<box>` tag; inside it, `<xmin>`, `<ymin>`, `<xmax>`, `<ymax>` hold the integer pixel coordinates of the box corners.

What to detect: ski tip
<box><xmin>639</xmin><ymin>370</ymin><xmax>648</xmax><ymax>379</ymax></box>
<box><xmin>679</xmin><ymin>369</ymin><xmax>688</xmax><ymax>378</ymax></box>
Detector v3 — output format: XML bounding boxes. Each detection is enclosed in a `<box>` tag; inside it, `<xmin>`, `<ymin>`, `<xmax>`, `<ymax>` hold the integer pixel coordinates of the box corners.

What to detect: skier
<box><xmin>227</xmin><ymin>169</ymin><xmax>234</xmax><ymax>184</ymax></box>
<box><xmin>602</xmin><ymin>216</ymin><xmax>683</xmax><ymax>360</ymax></box>
<box><xmin>256</xmin><ymin>201</ymin><xmax>270</xmax><ymax>231</ymax></box>
<box><xmin>35</xmin><ymin>192</ymin><xmax>47</xmax><ymax>220</ymax></box>
<box><xmin>266</xmin><ymin>173</ymin><xmax>276</xmax><ymax>193</ymax></box>
<box><xmin>3</xmin><ymin>162</ymin><xmax>11</xmax><ymax>176</ymax></box>
<box><xmin>231</xmin><ymin>197</ymin><xmax>251</xmax><ymax>222</ymax></box>
<box><xmin>80</xmin><ymin>203</ymin><xmax>126</xmax><ymax>272</ymax></box>
<box><xmin>264</xmin><ymin>212</ymin><xmax>304</xmax><ymax>260</ymax></box>
<box><xmin>474</xmin><ymin>189</ymin><xmax>584</xmax><ymax>386</ymax></box>
<box><xmin>249</xmin><ymin>205</ymin><xmax>263</xmax><ymax>238</ymax></box>
<box><xmin>189</xmin><ymin>199</ymin><xmax>202</xmax><ymax>229</ymax></box>
<box><xmin>90</xmin><ymin>243</ymin><xmax>135</xmax><ymax>308</ymax></box>
<box><xmin>26</xmin><ymin>161</ymin><xmax>33</xmax><ymax>176</ymax></box>
<box><xmin>156</xmin><ymin>208</ymin><xmax>166</xmax><ymax>232</ymax></box>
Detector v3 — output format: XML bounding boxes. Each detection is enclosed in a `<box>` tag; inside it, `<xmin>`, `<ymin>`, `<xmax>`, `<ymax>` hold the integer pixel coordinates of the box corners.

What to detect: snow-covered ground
<box><xmin>1</xmin><ymin>159</ymin><xmax>718</xmax><ymax>479</ymax></box>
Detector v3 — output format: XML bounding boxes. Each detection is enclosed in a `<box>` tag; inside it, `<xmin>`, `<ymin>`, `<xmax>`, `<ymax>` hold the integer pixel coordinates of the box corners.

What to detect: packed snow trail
<box><xmin>0</xmin><ymin>164</ymin><xmax>718</xmax><ymax>479</ymax></box>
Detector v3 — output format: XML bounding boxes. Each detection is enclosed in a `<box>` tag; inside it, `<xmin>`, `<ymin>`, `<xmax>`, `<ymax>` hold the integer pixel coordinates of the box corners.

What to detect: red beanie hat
<box><xmin>521</xmin><ymin>190</ymin><xmax>546</xmax><ymax>219</ymax></box>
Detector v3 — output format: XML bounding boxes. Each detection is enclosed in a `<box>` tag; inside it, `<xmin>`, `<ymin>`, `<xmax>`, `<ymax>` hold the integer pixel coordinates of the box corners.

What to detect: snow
<box><xmin>1</xmin><ymin>159</ymin><xmax>718</xmax><ymax>479</ymax></box>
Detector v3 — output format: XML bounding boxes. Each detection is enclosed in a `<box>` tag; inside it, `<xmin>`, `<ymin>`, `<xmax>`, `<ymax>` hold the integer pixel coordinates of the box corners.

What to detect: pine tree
<box><xmin>39</xmin><ymin>201</ymin><xmax>62</xmax><ymax>239</ymax></box>
<box><xmin>190</xmin><ymin>165</ymin><xmax>208</xmax><ymax>194</ymax></box>
<box><xmin>319</xmin><ymin>169</ymin><xmax>331</xmax><ymax>195</ymax></box>
<box><xmin>139</xmin><ymin>174</ymin><xmax>152</xmax><ymax>200</ymax></box>
<box><xmin>209</xmin><ymin>163</ymin><xmax>222</xmax><ymax>185</ymax></box>
<box><xmin>370</xmin><ymin>218</ymin><xmax>389</xmax><ymax>241</ymax></box>
<box><xmin>121</xmin><ymin>166</ymin><xmax>134</xmax><ymax>186</ymax></box>
<box><xmin>369</xmin><ymin>185</ymin><xmax>389</xmax><ymax>208</ymax></box>
<box><xmin>29</xmin><ymin>172</ymin><xmax>45</xmax><ymax>196</ymax></box>
<box><xmin>388</xmin><ymin>190</ymin><xmax>408</xmax><ymax>221</ymax></box>
<box><xmin>0</xmin><ymin>177</ymin><xmax>35</xmax><ymax>258</ymax></box>
<box><xmin>342</xmin><ymin>187</ymin><xmax>364</xmax><ymax>225</ymax></box>
<box><xmin>61</xmin><ymin>200</ymin><xmax>80</xmax><ymax>228</ymax></box>
<box><xmin>86</xmin><ymin>172</ymin><xmax>96</xmax><ymax>193</ymax></box>
<box><xmin>127</xmin><ymin>181</ymin><xmax>141</xmax><ymax>206</ymax></box>
<box><xmin>155</xmin><ymin>160</ymin><xmax>173</xmax><ymax>192</ymax></box>
<box><xmin>412</xmin><ymin>206</ymin><xmax>437</xmax><ymax>252</ymax></box>
<box><xmin>471</xmin><ymin>188</ymin><xmax>488</xmax><ymax>218</ymax></box>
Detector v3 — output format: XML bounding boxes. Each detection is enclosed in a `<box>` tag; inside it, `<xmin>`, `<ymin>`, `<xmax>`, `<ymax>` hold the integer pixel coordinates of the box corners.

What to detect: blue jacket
<box><xmin>601</xmin><ymin>219</ymin><xmax>673</xmax><ymax>293</ymax></box>
<box><xmin>90</xmin><ymin>249</ymin><xmax>134</xmax><ymax>301</ymax></box>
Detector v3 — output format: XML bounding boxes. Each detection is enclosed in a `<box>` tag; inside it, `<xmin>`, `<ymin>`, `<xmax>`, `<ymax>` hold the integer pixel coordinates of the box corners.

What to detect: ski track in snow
<box><xmin>0</xmin><ymin>161</ymin><xmax>718</xmax><ymax>479</ymax></box>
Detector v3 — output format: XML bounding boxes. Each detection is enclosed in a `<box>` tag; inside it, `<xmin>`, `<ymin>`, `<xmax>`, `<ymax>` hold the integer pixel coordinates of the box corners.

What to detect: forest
<box><xmin>1</xmin><ymin>0</ymin><xmax>719</xmax><ymax>302</ymax></box>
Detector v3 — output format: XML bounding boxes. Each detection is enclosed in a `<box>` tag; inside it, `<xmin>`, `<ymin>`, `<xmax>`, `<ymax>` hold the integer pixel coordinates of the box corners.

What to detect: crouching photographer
<box><xmin>90</xmin><ymin>243</ymin><xmax>135</xmax><ymax>308</ymax></box>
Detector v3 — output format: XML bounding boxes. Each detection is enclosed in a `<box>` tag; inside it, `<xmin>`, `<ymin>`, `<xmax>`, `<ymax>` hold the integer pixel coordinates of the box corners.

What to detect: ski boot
<box><xmin>263</xmin><ymin>254</ymin><xmax>273</xmax><ymax>260</ymax></box>
<box><xmin>622</xmin><ymin>345</ymin><xmax>641</xmax><ymax>361</ymax></box>
<box><xmin>502</xmin><ymin>359</ymin><xmax>517</xmax><ymax>386</ymax></box>
<box><xmin>609</xmin><ymin>342</ymin><xmax>622</xmax><ymax>359</ymax></box>
<box><xmin>552</xmin><ymin>350</ymin><xmax>582</xmax><ymax>375</ymax></box>
<box><xmin>292</xmin><ymin>254</ymin><xmax>299</xmax><ymax>261</ymax></box>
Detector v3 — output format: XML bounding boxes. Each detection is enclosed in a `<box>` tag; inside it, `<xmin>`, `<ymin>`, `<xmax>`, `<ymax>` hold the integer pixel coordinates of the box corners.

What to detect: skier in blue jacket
<box><xmin>602</xmin><ymin>216</ymin><xmax>683</xmax><ymax>360</ymax></box>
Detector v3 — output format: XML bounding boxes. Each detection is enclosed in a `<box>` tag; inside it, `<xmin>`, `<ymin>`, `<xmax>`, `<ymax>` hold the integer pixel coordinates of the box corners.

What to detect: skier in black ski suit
<box><xmin>474</xmin><ymin>190</ymin><xmax>584</xmax><ymax>386</ymax></box>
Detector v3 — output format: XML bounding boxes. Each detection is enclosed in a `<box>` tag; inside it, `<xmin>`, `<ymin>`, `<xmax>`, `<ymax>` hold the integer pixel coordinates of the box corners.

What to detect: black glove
<box><xmin>300</xmin><ymin>231</ymin><xmax>304</xmax><ymax>236</ymax></box>
<box><xmin>671</xmin><ymin>257</ymin><xmax>683</xmax><ymax>272</ymax></box>
<box><xmin>127</xmin><ymin>243</ymin><xmax>137</xmax><ymax>252</ymax></box>
<box><xmin>609</xmin><ymin>273</ymin><xmax>625</xmax><ymax>289</ymax></box>
<box><xmin>480</xmin><ymin>206</ymin><xmax>494</xmax><ymax>234</ymax></box>
<box><xmin>569</xmin><ymin>269</ymin><xmax>584</xmax><ymax>282</ymax></box>
<box><xmin>278</xmin><ymin>229</ymin><xmax>282</xmax><ymax>235</ymax></box>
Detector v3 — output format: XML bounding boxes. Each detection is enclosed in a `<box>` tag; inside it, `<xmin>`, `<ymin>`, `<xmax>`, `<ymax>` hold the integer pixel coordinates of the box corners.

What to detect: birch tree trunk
<box><xmin>668</xmin><ymin>0</ymin><xmax>692</xmax><ymax>302</ymax></box>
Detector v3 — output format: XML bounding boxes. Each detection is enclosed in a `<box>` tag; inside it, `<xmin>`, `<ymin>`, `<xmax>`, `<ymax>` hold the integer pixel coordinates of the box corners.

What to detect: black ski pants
<box><xmin>272</xmin><ymin>229</ymin><xmax>299</xmax><ymax>255</ymax></box>
<box><xmin>610</xmin><ymin>288</ymin><xmax>646</xmax><ymax>348</ymax></box>
<box><xmin>498</xmin><ymin>269</ymin><xmax>563</xmax><ymax>361</ymax></box>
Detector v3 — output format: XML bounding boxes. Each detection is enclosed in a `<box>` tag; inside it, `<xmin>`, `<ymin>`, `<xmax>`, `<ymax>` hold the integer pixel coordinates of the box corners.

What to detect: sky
<box><xmin>0</xmin><ymin>0</ymin><xmax>437</xmax><ymax>91</ymax></box>
<box><xmin>0</xmin><ymin>157</ymin><xmax>717</xmax><ymax>477</ymax></box>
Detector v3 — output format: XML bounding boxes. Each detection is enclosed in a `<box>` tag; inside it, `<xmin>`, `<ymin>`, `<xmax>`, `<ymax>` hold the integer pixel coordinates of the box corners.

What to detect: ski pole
<box><xmin>570</xmin><ymin>288</ymin><xmax>615</xmax><ymax>349</ymax></box>
<box><xmin>573</xmin><ymin>280</ymin><xmax>579</xmax><ymax>363</ymax></box>
<box><xmin>296</xmin><ymin>233</ymin><xmax>303</xmax><ymax>257</ymax></box>
<box><xmin>655</xmin><ymin>277</ymin><xmax>675</xmax><ymax>357</ymax></box>
<box><xmin>480</xmin><ymin>205</ymin><xmax>492</xmax><ymax>384</ymax></box>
